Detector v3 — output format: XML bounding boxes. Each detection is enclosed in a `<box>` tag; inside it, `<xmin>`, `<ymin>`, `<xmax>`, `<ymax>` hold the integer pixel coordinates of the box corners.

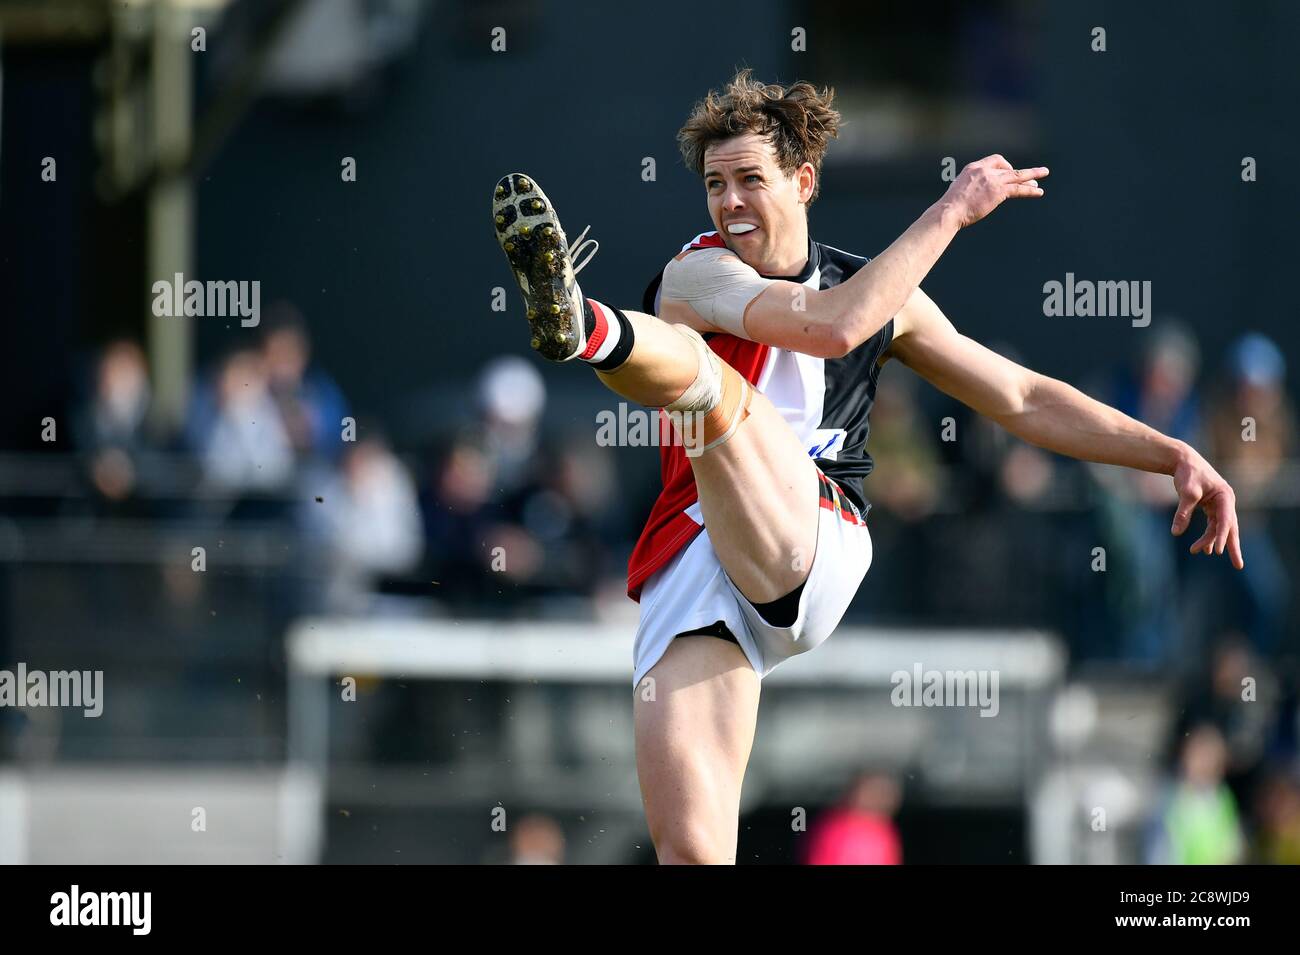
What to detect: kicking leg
<box><xmin>576</xmin><ymin>304</ymin><xmax>820</xmax><ymax>602</ymax></box>
<box><xmin>595</xmin><ymin>312</ymin><xmax>820</xmax><ymax>603</ymax></box>
<box><xmin>602</xmin><ymin>319</ymin><xmax>819</xmax><ymax>603</ymax></box>
<box><xmin>493</xmin><ymin>173</ymin><xmax>819</xmax><ymax>603</ymax></box>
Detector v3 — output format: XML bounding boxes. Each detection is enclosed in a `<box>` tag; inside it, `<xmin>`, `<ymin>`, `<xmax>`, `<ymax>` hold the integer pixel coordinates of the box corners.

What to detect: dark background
<box><xmin>5</xmin><ymin>0</ymin><xmax>1298</xmax><ymax>447</ymax></box>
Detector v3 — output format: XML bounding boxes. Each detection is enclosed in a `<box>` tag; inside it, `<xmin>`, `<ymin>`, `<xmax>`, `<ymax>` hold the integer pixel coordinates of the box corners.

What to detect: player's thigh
<box><xmin>633</xmin><ymin>634</ymin><xmax>760</xmax><ymax>863</ymax></box>
<box><xmin>690</xmin><ymin>388</ymin><xmax>821</xmax><ymax>603</ymax></box>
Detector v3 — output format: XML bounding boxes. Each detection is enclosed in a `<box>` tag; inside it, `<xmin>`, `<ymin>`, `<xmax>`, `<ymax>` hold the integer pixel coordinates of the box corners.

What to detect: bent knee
<box><xmin>652</xmin><ymin>823</ymin><xmax>735</xmax><ymax>865</ymax></box>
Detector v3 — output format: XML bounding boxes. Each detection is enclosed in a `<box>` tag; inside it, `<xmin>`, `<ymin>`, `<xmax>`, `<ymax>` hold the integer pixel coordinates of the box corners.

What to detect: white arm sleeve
<box><xmin>659</xmin><ymin>247</ymin><xmax>776</xmax><ymax>340</ymax></box>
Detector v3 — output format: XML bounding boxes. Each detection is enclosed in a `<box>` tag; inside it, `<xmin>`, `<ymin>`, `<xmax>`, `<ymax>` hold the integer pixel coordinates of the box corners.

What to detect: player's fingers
<box><xmin>1214</xmin><ymin>508</ymin><xmax>1231</xmax><ymax>555</ymax></box>
<box><xmin>1006</xmin><ymin>183</ymin><xmax>1045</xmax><ymax>198</ymax></box>
<box><xmin>1228</xmin><ymin>522</ymin><xmax>1245</xmax><ymax>570</ymax></box>
<box><xmin>1198</xmin><ymin>520</ymin><xmax>1218</xmax><ymax>555</ymax></box>
<box><xmin>1009</xmin><ymin>166</ymin><xmax>1050</xmax><ymax>181</ymax></box>
<box><xmin>1171</xmin><ymin>496</ymin><xmax>1196</xmax><ymax>535</ymax></box>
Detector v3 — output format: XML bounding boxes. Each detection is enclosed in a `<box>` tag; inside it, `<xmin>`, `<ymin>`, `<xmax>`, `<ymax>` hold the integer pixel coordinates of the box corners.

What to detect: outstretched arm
<box><xmin>747</xmin><ymin>155</ymin><xmax>1048</xmax><ymax>357</ymax></box>
<box><xmin>889</xmin><ymin>288</ymin><xmax>1244</xmax><ymax>568</ymax></box>
<box><xmin>661</xmin><ymin>155</ymin><xmax>1049</xmax><ymax>358</ymax></box>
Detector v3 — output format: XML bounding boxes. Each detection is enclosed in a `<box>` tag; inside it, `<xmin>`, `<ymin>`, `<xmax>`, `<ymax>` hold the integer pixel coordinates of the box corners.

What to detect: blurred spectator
<box><xmin>419</xmin><ymin>359</ymin><xmax>560</xmax><ymax>608</ymax></box>
<box><xmin>1146</xmin><ymin>724</ymin><xmax>1245</xmax><ymax>864</ymax></box>
<box><xmin>883</xmin><ymin>343</ymin><xmax>1064</xmax><ymax>627</ymax></box>
<box><xmin>507</xmin><ymin>813</ymin><xmax>565</xmax><ymax>865</ymax></box>
<box><xmin>1208</xmin><ymin>333</ymin><xmax>1296</xmax><ymax>498</ymax></box>
<box><xmin>929</xmin><ymin>340</ymin><xmax>1057</xmax><ymax>508</ymax></box>
<box><xmin>1118</xmin><ymin>323</ymin><xmax>1203</xmax><ymax>444</ymax></box>
<box><xmin>307</xmin><ymin>432</ymin><xmax>423</xmax><ymax>612</ymax></box>
<box><xmin>422</xmin><ymin>422</ymin><xmax>622</xmax><ymax>609</ymax></box>
<box><xmin>497</xmin><ymin>441</ymin><xmax>616</xmax><ymax>600</ymax></box>
<box><xmin>261</xmin><ymin>302</ymin><xmax>350</xmax><ymax>462</ymax></box>
<box><xmin>997</xmin><ymin>443</ymin><xmax>1056</xmax><ymax>506</ymax></box>
<box><xmin>1178</xmin><ymin>632</ymin><xmax>1279</xmax><ymax>807</ymax></box>
<box><xmin>1089</xmin><ymin>323</ymin><xmax>1201</xmax><ymax>667</ymax></box>
<box><xmin>74</xmin><ymin>340</ymin><xmax>155</xmax><ymax>507</ymax></box>
<box><xmin>1250</xmin><ymin>769</ymin><xmax>1300</xmax><ymax>865</ymax></box>
<box><xmin>422</xmin><ymin>437</ymin><xmax>504</xmax><ymax>604</ymax></box>
<box><xmin>802</xmin><ymin>771</ymin><xmax>903</xmax><ymax>865</ymax></box>
<box><xmin>187</xmin><ymin>348</ymin><xmax>296</xmax><ymax>493</ymax></box>
<box><xmin>1202</xmin><ymin>333</ymin><xmax>1296</xmax><ymax>656</ymax></box>
<box><xmin>477</xmin><ymin>355</ymin><xmax>547</xmax><ymax>494</ymax></box>
<box><xmin>864</xmin><ymin>375</ymin><xmax>942</xmax><ymax>522</ymax></box>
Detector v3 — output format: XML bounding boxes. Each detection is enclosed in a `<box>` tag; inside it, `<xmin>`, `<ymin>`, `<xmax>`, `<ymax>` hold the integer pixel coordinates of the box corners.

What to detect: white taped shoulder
<box><xmin>659</xmin><ymin>246</ymin><xmax>776</xmax><ymax>340</ymax></box>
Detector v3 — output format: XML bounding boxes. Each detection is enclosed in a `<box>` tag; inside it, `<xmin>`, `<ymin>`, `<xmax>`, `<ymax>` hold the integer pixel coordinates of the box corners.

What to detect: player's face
<box><xmin>703</xmin><ymin>132</ymin><xmax>813</xmax><ymax>275</ymax></box>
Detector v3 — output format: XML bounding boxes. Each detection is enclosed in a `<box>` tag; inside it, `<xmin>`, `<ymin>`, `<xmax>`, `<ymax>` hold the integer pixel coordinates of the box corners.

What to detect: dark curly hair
<box><xmin>677</xmin><ymin>69</ymin><xmax>841</xmax><ymax>204</ymax></box>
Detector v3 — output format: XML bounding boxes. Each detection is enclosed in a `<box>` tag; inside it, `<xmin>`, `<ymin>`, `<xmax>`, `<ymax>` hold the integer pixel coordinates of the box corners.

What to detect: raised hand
<box><xmin>944</xmin><ymin>155</ymin><xmax>1049</xmax><ymax>229</ymax></box>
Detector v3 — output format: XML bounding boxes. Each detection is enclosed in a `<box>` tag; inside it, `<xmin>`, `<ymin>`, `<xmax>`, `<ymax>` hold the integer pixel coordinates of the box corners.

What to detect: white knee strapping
<box><xmin>664</xmin><ymin>325</ymin><xmax>721</xmax><ymax>414</ymax></box>
<box><xmin>663</xmin><ymin>324</ymin><xmax>750</xmax><ymax>457</ymax></box>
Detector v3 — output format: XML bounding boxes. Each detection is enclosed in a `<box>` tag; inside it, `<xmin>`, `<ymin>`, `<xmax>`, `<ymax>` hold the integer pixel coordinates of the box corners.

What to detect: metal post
<box><xmin>145</xmin><ymin>0</ymin><xmax>193</xmax><ymax>432</ymax></box>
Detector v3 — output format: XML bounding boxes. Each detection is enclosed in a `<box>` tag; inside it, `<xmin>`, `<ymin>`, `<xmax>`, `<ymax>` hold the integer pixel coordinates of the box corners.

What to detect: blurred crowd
<box><xmin>1145</xmin><ymin>633</ymin><xmax>1300</xmax><ymax>865</ymax></box>
<box><xmin>858</xmin><ymin>321</ymin><xmax>1300</xmax><ymax>865</ymax></box>
<box><xmin>75</xmin><ymin>308</ymin><xmax>1299</xmax><ymax>643</ymax></box>
<box><xmin>72</xmin><ymin>312</ymin><xmax>1300</xmax><ymax>645</ymax></box>
<box><xmin>863</xmin><ymin>324</ymin><xmax>1297</xmax><ymax>664</ymax></box>
<box><xmin>69</xmin><ymin>301</ymin><xmax>631</xmax><ymax>618</ymax></box>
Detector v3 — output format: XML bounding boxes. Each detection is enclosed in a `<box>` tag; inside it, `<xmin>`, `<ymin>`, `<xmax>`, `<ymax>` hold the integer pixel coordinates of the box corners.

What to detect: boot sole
<box><xmin>492</xmin><ymin>173</ymin><xmax>584</xmax><ymax>362</ymax></box>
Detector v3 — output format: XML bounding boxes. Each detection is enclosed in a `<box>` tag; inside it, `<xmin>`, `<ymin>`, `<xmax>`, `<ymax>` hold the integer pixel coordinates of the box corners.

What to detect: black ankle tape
<box><xmin>591</xmin><ymin>305</ymin><xmax>635</xmax><ymax>371</ymax></box>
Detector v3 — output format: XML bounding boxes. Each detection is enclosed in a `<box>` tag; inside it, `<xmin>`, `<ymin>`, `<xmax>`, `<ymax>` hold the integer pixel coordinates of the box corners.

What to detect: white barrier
<box><xmin>284</xmin><ymin>617</ymin><xmax>1067</xmax><ymax>859</ymax></box>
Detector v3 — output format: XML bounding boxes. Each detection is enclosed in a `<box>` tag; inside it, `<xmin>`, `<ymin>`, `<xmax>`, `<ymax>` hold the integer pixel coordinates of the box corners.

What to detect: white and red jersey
<box><xmin>627</xmin><ymin>231</ymin><xmax>894</xmax><ymax>600</ymax></box>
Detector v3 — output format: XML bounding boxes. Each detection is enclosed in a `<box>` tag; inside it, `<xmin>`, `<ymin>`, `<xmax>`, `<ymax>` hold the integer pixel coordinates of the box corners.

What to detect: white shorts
<box><xmin>631</xmin><ymin>477</ymin><xmax>874</xmax><ymax>688</ymax></box>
